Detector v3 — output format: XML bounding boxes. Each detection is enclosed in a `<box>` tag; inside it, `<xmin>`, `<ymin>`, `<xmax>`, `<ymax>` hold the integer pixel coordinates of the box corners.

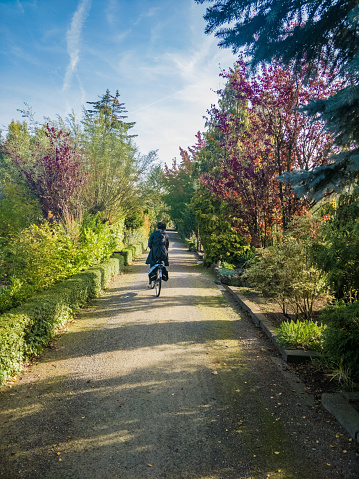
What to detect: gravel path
<box><xmin>0</xmin><ymin>230</ymin><xmax>358</xmax><ymax>479</ymax></box>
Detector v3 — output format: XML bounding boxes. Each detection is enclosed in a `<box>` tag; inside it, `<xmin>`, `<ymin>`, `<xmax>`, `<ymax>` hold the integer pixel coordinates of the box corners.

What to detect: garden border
<box><xmin>225</xmin><ymin>284</ymin><xmax>359</xmax><ymax>444</ymax></box>
<box><xmin>225</xmin><ymin>285</ymin><xmax>320</xmax><ymax>363</ymax></box>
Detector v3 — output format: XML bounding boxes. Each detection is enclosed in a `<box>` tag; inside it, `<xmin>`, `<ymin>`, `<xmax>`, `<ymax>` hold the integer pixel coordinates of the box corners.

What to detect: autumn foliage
<box><xmin>3</xmin><ymin>124</ymin><xmax>87</xmax><ymax>220</ymax></box>
<box><xmin>197</xmin><ymin>59</ymin><xmax>337</xmax><ymax>246</ymax></box>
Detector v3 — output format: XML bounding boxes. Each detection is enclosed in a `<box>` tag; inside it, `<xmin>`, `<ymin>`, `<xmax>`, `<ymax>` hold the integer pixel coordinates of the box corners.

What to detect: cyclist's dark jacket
<box><xmin>146</xmin><ymin>229</ymin><xmax>169</xmax><ymax>266</ymax></box>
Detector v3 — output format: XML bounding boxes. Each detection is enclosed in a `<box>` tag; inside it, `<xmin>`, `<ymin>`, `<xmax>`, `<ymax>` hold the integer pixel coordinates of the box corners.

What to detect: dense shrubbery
<box><xmin>321</xmin><ymin>301</ymin><xmax>359</xmax><ymax>384</ymax></box>
<box><xmin>243</xmin><ymin>235</ymin><xmax>331</xmax><ymax>318</ymax></box>
<box><xmin>184</xmin><ymin>236</ymin><xmax>197</xmax><ymax>251</ymax></box>
<box><xmin>0</xmin><ymin>215</ymin><xmax>124</xmax><ymax>314</ymax></box>
<box><xmin>0</xmin><ymin>184</ymin><xmax>42</xmax><ymax>241</ymax></box>
<box><xmin>190</xmin><ymin>192</ymin><xmax>250</xmax><ymax>265</ymax></box>
<box><xmin>311</xmin><ymin>195</ymin><xmax>359</xmax><ymax>301</ymax></box>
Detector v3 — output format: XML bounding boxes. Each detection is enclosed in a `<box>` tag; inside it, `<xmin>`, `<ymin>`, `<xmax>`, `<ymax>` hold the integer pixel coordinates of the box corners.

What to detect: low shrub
<box><xmin>243</xmin><ymin>237</ymin><xmax>331</xmax><ymax>318</ymax></box>
<box><xmin>275</xmin><ymin>319</ymin><xmax>325</xmax><ymax>351</ymax></box>
<box><xmin>217</xmin><ymin>268</ymin><xmax>243</xmax><ymax>286</ymax></box>
<box><xmin>321</xmin><ymin>301</ymin><xmax>359</xmax><ymax>383</ymax></box>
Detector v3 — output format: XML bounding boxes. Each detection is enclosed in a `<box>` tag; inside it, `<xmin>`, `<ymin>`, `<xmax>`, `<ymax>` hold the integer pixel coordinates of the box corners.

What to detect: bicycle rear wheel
<box><xmin>155</xmin><ymin>277</ymin><xmax>162</xmax><ymax>297</ymax></box>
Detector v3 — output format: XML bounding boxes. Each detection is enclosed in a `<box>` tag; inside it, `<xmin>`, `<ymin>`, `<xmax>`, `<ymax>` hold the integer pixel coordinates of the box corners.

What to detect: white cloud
<box><xmin>62</xmin><ymin>0</ymin><xmax>92</xmax><ymax>92</ymax></box>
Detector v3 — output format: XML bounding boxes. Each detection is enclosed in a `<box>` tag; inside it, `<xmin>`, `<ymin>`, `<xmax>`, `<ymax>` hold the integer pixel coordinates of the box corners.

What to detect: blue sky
<box><xmin>0</xmin><ymin>0</ymin><xmax>238</xmax><ymax>164</ymax></box>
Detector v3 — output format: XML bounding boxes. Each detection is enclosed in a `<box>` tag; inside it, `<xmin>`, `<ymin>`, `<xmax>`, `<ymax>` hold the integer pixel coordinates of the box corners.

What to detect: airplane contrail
<box><xmin>62</xmin><ymin>0</ymin><xmax>92</xmax><ymax>92</ymax></box>
<box><xmin>133</xmin><ymin>90</ymin><xmax>184</xmax><ymax>113</ymax></box>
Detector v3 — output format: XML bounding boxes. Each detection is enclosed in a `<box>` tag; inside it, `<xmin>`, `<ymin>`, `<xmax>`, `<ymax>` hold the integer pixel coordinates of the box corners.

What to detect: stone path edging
<box><xmin>225</xmin><ymin>285</ymin><xmax>320</xmax><ymax>363</ymax></box>
<box><xmin>322</xmin><ymin>393</ymin><xmax>359</xmax><ymax>443</ymax></box>
<box><xmin>224</xmin><ymin>284</ymin><xmax>359</xmax><ymax>444</ymax></box>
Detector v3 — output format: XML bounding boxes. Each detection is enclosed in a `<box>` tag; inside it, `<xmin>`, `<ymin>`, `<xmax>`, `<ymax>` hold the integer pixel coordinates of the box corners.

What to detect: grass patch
<box><xmin>275</xmin><ymin>320</ymin><xmax>325</xmax><ymax>351</ymax></box>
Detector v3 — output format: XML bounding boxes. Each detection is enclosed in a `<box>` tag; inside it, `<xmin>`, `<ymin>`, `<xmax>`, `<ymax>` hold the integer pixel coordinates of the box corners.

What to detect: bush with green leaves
<box><xmin>120</xmin><ymin>241</ymin><xmax>146</xmax><ymax>265</ymax></box>
<box><xmin>311</xmin><ymin>194</ymin><xmax>359</xmax><ymax>300</ymax></box>
<box><xmin>243</xmin><ymin>236</ymin><xmax>332</xmax><ymax>318</ymax></box>
<box><xmin>275</xmin><ymin>319</ymin><xmax>325</xmax><ymax>351</ymax></box>
<box><xmin>124</xmin><ymin>208</ymin><xmax>145</xmax><ymax>230</ymax></box>
<box><xmin>77</xmin><ymin>213</ymin><xmax>124</xmax><ymax>268</ymax></box>
<box><xmin>321</xmin><ymin>301</ymin><xmax>359</xmax><ymax>383</ymax></box>
<box><xmin>0</xmin><ymin>214</ymin><xmax>125</xmax><ymax>313</ymax></box>
<box><xmin>190</xmin><ymin>192</ymin><xmax>250</xmax><ymax>265</ymax></box>
<box><xmin>0</xmin><ymin>183</ymin><xmax>42</xmax><ymax>242</ymax></box>
<box><xmin>184</xmin><ymin>236</ymin><xmax>197</xmax><ymax>250</ymax></box>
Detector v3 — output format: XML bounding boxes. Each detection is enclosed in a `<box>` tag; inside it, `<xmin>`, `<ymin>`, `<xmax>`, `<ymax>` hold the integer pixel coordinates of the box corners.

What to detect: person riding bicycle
<box><xmin>146</xmin><ymin>222</ymin><xmax>169</xmax><ymax>286</ymax></box>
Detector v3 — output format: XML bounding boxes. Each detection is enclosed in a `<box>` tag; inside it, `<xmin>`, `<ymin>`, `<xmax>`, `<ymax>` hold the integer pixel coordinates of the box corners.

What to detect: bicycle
<box><xmin>149</xmin><ymin>261</ymin><xmax>165</xmax><ymax>297</ymax></box>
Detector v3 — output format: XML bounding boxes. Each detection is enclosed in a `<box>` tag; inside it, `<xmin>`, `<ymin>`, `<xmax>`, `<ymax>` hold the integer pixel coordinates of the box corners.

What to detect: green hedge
<box><xmin>119</xmin><ymin>240</ymin><xmax>147</xmax><ymax>265</ymax></box>
<box><xmin>0</xmin><ymin>250</ymin><xmax>132</xmax><ymax>383</ymax></box>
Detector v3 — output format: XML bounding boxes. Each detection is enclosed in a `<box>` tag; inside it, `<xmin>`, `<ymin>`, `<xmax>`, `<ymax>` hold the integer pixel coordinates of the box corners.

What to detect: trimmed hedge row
<box><xmin>119</xmin><ymin>240</ymin><xmax>147</xmax><ymax>265</ymax></box>
<box><xmin>0</xmin><ymin>242</ymin><xmax>146</xmax><ymax>383</ymax></box>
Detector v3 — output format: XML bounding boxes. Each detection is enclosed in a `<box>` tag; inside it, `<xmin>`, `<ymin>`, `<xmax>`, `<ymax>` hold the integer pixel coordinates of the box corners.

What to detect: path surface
<box><xmin>0</xmin><ymin>231</ymin><xmax>358</xmax><ymax>479</ymax></box>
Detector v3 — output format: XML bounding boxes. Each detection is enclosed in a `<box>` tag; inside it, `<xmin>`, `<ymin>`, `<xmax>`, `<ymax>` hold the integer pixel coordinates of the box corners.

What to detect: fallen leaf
<box><xmin>212</xmin><ymin>360</ymin><xmax>220</xmax><ymax>364</ymax></box>
<box><xmin>211</xmin><ymin>371</ymin><xmax>218</xmax><ymax>375</ymax></box>
<box><xmin>274</xmin><ymin>451</ymin><xmax>280</xmax><ymax>455</ymax></box>
<box><xmin>147</xmin><ymin>464</ymin><xmax>153</xmax><ymax>467</ymax></box>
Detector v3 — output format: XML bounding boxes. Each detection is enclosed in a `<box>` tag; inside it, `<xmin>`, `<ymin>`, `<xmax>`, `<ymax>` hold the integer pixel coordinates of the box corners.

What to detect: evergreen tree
<box><xmin>196</xmin><ymin>0</ymin><xmax>358</xmax><ymax>75</ymax></box>
<box><xmin>86</xmin><ymin>89</ymin><xmax>136</xmax><ymax>134</ymax></box>
<box><xmin>81</xmin><ymin>110</ymin><xmax>137</xmax><ymax>223</ymax></box>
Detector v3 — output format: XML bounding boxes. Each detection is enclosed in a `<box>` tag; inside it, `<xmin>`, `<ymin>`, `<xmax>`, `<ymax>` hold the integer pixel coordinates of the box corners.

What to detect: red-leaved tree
<box><xmin>3</xmin><ymin>124</ymin><xmax>88</xmax><ymax>220</ymax></box>
<box><xmin>198</xmin><ymin>59</ymin><xmax>338</xmax><ymax>246</ymax></box>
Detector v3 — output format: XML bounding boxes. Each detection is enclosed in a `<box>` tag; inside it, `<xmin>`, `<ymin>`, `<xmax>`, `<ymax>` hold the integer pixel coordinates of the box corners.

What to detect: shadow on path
<box><xmin>0</xmin><ymin>231</ymin><xmax>357</xmax><ymax>479</ymax></box>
